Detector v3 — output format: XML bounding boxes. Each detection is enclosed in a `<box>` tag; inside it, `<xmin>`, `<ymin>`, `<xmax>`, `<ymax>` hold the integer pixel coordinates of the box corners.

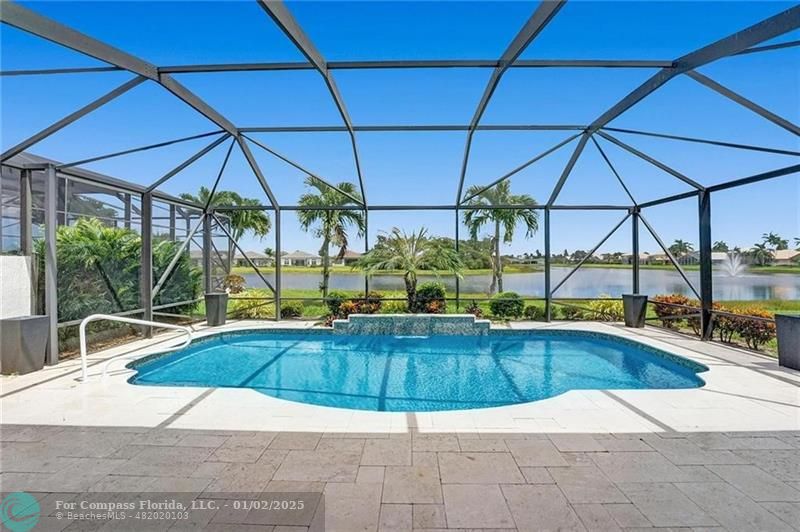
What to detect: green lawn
<box><xmin>229</xmin><ymin>264</ymin><xmax>543</xmax><ymax>276</ymax></box>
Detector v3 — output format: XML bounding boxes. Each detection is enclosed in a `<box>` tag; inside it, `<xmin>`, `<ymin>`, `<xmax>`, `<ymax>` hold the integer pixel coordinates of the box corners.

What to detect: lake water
<box><xmin>241</xmin><ymin>267</ymin><xmax>800</xmax><ymax>301</ymax></box>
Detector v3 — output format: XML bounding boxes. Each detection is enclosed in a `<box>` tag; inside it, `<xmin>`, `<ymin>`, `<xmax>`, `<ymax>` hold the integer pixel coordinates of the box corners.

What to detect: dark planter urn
<box><xmin>622</xmin><ymin>294</ymin><xmax>648</xmax><ymax>328</ymax></box>
<box><xmin>204</xmin><ymin>292</ymin><xmax>229</xmax><ymax>327</ymax></box>
<box><xmin>0</xmin><ymin>315</ymin><xmax>49</xmax><ymax>375</ymax></box>
<box><xmin>776</xmin><ymin>314</ymin><xmax>800</xmax><ymax>371</ymax></box>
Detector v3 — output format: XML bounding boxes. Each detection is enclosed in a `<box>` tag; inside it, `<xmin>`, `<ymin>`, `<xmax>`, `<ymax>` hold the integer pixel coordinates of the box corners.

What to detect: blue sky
<box><xmin>2</xmin><ymin>1</ymin><xmax>798</xmax><ymax>257</ymax></box>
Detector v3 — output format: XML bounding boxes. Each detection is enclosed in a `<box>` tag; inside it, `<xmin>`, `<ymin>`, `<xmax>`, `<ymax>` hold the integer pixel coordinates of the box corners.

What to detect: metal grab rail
<box><xmin>79</xmin><ymin>313</ymin><xmax>193</xmax><ymax>382</ymax></box>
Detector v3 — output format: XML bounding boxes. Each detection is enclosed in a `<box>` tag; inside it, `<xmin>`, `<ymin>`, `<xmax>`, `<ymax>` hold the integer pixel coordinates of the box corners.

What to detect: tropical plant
<box><xmin>280</xmin><ymin>300</ymin><xmax>305</xmax><ymax>318</ymax></box>
<box><xmin>794</xmin><ymin>237</ymin><xmax>800</xmax><ymax>251</ymax></box>
<box><xmin>523</xmin><ymin>304</ymin><xmax>544</xmax><ymax>320</ymax></box>
<box><xmin>489</xmin><ymin>292</ymin><xmax>524</xmax><ymax>318</ymax></box>
<box><xmin>180</xmin><ymin>187</ymin><xmax>271</xmax><ymax>242</ymax></box>
<box><xmin>651</xmin><ymin>294</ymin><xmax>692</xmax><ymax>329</ymax></box>
<box><xmin>382</xmin><ymin>300</ymin><xmax>408</xmax><ymax>314</ymax></box>
<box><xmin>356</xmin><ymin>227</ymin><xmax>462</xmax><ymax>310</ymax></box>
<box><xmin>585</xmin><ymin>298</ymin><xmax>624</xmax><ymax>322</ymax></box>
<box><xmin>325</xmin><ymin>290</ymin><xmax>349</xmax><ymax>316</ymax></box>
<box><xmin>464</xmin><ymin>300</ymin><xmax>483</xmax><ymax>318</ymax></box>
<box><xmin>414</xmin><ymin>282</ymin><xmax>446</xmax><ymax>313</ymax></box>
<box><xmin>748</xmin><ymin>243</ymin><xmax>774</xmax><ymax>266</ymax></box>
<box><xmin>462</xmin><ymin>180</ymin><xmax>539</xmax><ymax>294</ymax></box>
<box><xmin>36</xmin><ymin>218</ymin><xmax>201</xmax><ymax>332</ymax></box>
<box><xmin>668</xmin><ymin>239</ymin><xmax>694</xmax><ymax>257</ymax></box>
<box><xmin>762</xmin><ymin>232</ymin><xmax>788</xmax><ymax>250</ymax></box>
<box><xmin>222</xmin><ymin>274</ymin><xmax>246</xmax><ymax>294</ymax></box>
<box><xmin>297</xmin><ymin>177</ymin><xmax>365</xmax><ymax>298</ymax></box>
<box><xmin>712</xmin><ymin>241</ymin><xmax>729</xmax><ymax>252</ymax></box>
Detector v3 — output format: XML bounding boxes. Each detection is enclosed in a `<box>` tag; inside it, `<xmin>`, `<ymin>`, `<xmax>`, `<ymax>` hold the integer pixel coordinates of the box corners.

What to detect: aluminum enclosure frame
<box><xmin>2</xmin><ymin>1</ymin><xmax>799</xmax><ymax>363</ymax></box>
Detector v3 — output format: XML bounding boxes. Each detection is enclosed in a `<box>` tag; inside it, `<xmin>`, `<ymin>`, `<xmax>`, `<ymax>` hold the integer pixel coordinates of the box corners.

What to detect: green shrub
<box><xmin>729</xmin><ymin>306</ymin><xmax>776</xmax><ymax>350</ymax></box>
<box><xmin>325</xmin><ymin>291</ymin><xmax>349</xmax><ymax>315</ymax></box>
<box><xmin>382</xmin><ymin>300</ymin><xmax>408</xmax><ymax>314</ymax></box>
<box><xmin>523</xmin><ymin>304</ymin><xmax>544</xmax><ymax>320</ymax></box>
<box><xmin>280</xmin><ymin>300</ymin><xmax>304</xmax><ymax>318</ymax></box>
<box><xmin>489</xmin><ymin>292</ymin><xmax>524</xmax><ymax>318</ymax></box>
<box><xmin>413</xmin><ymin>282</ymin><xmax>446</xmax><ymax>313</ymax></box>
<box><xmin>464</xmin><ymin>300</ymin><xmax>483</xmax><ymax>318</ymax></box>
<box><xmin>585</xmin><ymin>298</ymin><xmax>624</xmax><ymax>322</ymax></box>
<box><xmin>230</xmin><ymin>290</ymin><xmax>274</xmax><ymax>319</ymax></box>
<box><xmin>359</xmin><ymin>291</ymin><xmax>384</xmax><ymax>314</ymax></box>
<box><xmin>560</xmin><ymin>305</ymin><xmax>583</xmax><ymax>320</ymax></box>
<box><xmin>651</xmin><ymin>294</ymin><xmax>692</xmax><ymax>329</ymax></box>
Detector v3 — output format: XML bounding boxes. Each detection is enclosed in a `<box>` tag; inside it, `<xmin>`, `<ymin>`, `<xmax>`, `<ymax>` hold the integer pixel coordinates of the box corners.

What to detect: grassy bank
<box><xmin>229</xmin><ymin>264</ymin><xmax>543</xmax><ymax>275</ymax></box>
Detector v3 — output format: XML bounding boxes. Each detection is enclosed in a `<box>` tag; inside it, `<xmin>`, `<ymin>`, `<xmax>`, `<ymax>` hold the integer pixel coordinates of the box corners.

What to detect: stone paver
<box><xmin>3</xmin><ymin>425</ymin><xmax>800</xmax><ymax>531</ymax></box>
<box><xmin>617</xmin><ymin>482</ymin><xmax>718</xmax><ymax>527</ymax></box>
<box><xmin>547</xmin><ymin>465</ymin><xmax>628</xmax><ymax>503</ymax></box>
<box><xmin>272</xmin><ymin>450</ymin><xmax>360</xmax><ymax>482</ymax></box>
<box><xmin>443</xmin><ymin>484</ymin><xmax>515</xmax><ymax>529</ymax></box>
<box><xmin>361</xmin><ymin>438</ymin><xmax>412</xmax><ymax>466</ymax></box>
<box><xmin>501</xmin><ymin>483</ymin><xmax>585</xmax><ymax>531</ymax></box>
<box><xmin>438</xmin><ymin>452</ymin><xmax>525</xmax><ymax>484</ymax></box>
<box><xmin>382</xmin><ymin>464</ymin><xmax>442</xmax><ymax>504</ymax></box>
<box><xmin>674</xmin><ymin>481</ymin><xmax>796</xmax><ymax>532</ymax></box>
<box><xmin>506</xmin><ymin>439</ymin><xmax>569</xmax><ymax>467</ymax></box>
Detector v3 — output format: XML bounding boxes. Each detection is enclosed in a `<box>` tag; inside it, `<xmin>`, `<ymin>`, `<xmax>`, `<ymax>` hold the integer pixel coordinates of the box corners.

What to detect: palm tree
<box><xmin>297</xmin><ymin>177</ymin><xmax>365</xmax><ymax>298</ymax></box>
<box><xmin>180</xmin><ymin>186</ymin><xmax>271</xmax><ymax>242</ymax></box>
<box><xmin>356</xmin><ymin>227</ymin><xmax>463</xmax><ymax>310</ymax></box>
<box><xmin>748</xmin><ymin>243</ymin><xmax>774</xmax><ymax>266</ymax></box>
<box><xmin>762</xmin><ymin>232</ymin><xmax>789</xmax><ymax>250</ymax></box>
<box><xmin>668</xmin><ymin>239</ymin><xmax>694</xmax><ymax>257</ymax></box>
<box><xmin>462</xmin><ymin>181</ymin><xmax>538</xmax><ymax>294</ymax></box>
<box><xmin>712</xmin><ymin>241</ymin><xmax>729</xmax><ymax>252</ymax></box>
<box><xmin>795</xmin><ymin>237</ymin><xmax>800</xmax><ymax>251</ymax></box>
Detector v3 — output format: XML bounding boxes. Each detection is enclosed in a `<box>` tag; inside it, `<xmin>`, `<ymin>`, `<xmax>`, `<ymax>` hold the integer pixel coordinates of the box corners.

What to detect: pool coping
<box><xmin>126</xmin><ymin>325</ymin><xmax>711</xmax><ymax>378</ymax></box>
<box><xmin>3</xmin><ymin>319</ymin><xmax>798</xmax><ymax>434</ymax></box>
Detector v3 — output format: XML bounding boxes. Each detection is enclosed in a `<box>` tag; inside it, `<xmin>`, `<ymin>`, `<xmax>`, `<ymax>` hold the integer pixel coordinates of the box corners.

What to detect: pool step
<box><xmin>332</xmin><ymin>314</ymin><xmax>491</xmax><ymax>336</ymax></box>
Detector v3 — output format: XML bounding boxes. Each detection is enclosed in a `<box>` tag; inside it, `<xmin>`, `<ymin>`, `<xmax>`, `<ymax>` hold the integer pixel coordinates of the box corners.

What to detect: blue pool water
<box><xmin>129</xmin><ymin>331</ymin><xmax>707</xmax><ymax>412</ymax></box>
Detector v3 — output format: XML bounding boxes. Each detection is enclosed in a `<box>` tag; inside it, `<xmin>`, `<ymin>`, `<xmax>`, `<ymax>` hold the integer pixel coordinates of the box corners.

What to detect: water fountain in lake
<box><xmin>721</xmin><ymin>252</ymin><xmax>747</xmax><ymax>277</ymax></box>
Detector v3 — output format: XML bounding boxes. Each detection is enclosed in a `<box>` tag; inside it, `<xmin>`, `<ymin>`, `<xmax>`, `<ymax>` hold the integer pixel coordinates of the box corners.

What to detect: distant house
<box><xmin>234</xmin><ymin>251</ymin><xmax>273</xmax><ymax>267</ymax></box>
<box><xmin>625</xmin><ymin>252</ymin><xmax>652</xmax><ymax>265</ymax></box>
<box><xmin>333</xmin><ymin>249</ymin><xmax>363</xmax><ymax>266</ymax></box>
<box><xmin>772</xmin><ymin>249</ymin><xmax>800</xmax><ymax>266</ymax></box>
<box><xmin>282</xmin><ymin>250</ymin><xmax>322</xmax><ymax>267</ymax></box>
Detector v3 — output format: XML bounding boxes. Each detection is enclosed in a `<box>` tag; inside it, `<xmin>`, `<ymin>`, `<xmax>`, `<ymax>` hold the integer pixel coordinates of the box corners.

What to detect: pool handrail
<box><xmin>79</xmin><ymin>313</ymin><xmax>193</xmax><ymax>382</ymax></box>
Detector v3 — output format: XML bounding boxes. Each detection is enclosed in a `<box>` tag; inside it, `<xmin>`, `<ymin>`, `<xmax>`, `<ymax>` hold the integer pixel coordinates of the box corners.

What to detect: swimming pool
<box><xmin>129</xmin><ymin>330</ymin><xmax>707</xmax><ymax>412</ymax></box>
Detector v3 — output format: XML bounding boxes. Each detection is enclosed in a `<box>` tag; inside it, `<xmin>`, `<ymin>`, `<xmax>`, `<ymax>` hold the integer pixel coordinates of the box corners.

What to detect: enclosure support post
<box><xmin>275</xmin><ymin>209</ymin><xmax>282</xmax><ymax>321</ymax></box>
<box><xmin>44</xmin><ymin>165</ymin><xmax>59</xmax><ymax>364</ymax></box>
<box><xmin>20</xmin><ymin>169</ymin><xmax>34</xmax><ymax>311</ymax></box>
<box><xmin>140</xmin><ymin>191</ymin><xmax>153</xmax><ymax>337</ymax></box>
<box><xmin>632</xmin><ymin>208</ymin><xmax>640</xmax><ymax>294</ymax></box>
<box><xmin>123</xmin><ymin>194</ymin><xmax>132</xmax><ymax>229</ymax></box>
<box><xmin>698</xmin><ymin>191</ymin><xmax>713</xmax><ymax>340</ymax></box>
<box><xmin>169</xmin><ymin>204</ymin><xmax>176</xmax><ymax>241</ymax></box>
<box><xmin>455</xmin><ymin>207</ymin><xmax>460</xmax><ymax>311</ymax></box>
<box><xmin>364</xmin><ymin>208</ymin><xmax>369</xmax><ymax>298</ymax></box>
<box><xmin>203</xmin><ymin>214</ymin><xmax>213</xmax><ymax>294</ymax></box>
<box><xmin>20</xmin><ymin>169</ymin><xmax>33</xmax><ymax>256</ymax></box>
<box><xmin>544</xmin><ymin>207</ymin><xmax>552</xmax><ymax>322</ymax></box>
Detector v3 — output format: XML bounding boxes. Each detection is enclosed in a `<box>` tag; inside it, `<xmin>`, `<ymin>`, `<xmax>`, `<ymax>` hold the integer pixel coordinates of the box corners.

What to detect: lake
<box><xmin>241</xmin><ymin>267</ymin><xmax>800</xmax><ymax>301</ymax></box>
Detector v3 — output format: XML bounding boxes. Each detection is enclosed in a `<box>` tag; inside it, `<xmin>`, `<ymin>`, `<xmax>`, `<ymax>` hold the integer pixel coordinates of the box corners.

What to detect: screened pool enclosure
<box><xmin>1</xmin><ymin>1</ymin><xmax>799</xmax><ymax>364</ymax></box>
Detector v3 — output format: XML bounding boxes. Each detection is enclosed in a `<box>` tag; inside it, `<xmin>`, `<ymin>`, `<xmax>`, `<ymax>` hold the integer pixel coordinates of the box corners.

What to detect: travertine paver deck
<box><xmin>1</xmin><ymin>320</ymin><xmax>799</xmax><ymax>529</ymax></box>
<box><xmin>2</xmin><ymin>424</ymin><xmax>800</xmax><ymax>531</ymax></box>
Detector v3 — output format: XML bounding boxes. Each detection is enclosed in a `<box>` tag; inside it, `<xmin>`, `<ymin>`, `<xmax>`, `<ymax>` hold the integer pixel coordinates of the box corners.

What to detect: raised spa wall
<box><xmin>332</xmin><ymin>314</ymin><xmax>491</xmax><ymax>336</ymax></box>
